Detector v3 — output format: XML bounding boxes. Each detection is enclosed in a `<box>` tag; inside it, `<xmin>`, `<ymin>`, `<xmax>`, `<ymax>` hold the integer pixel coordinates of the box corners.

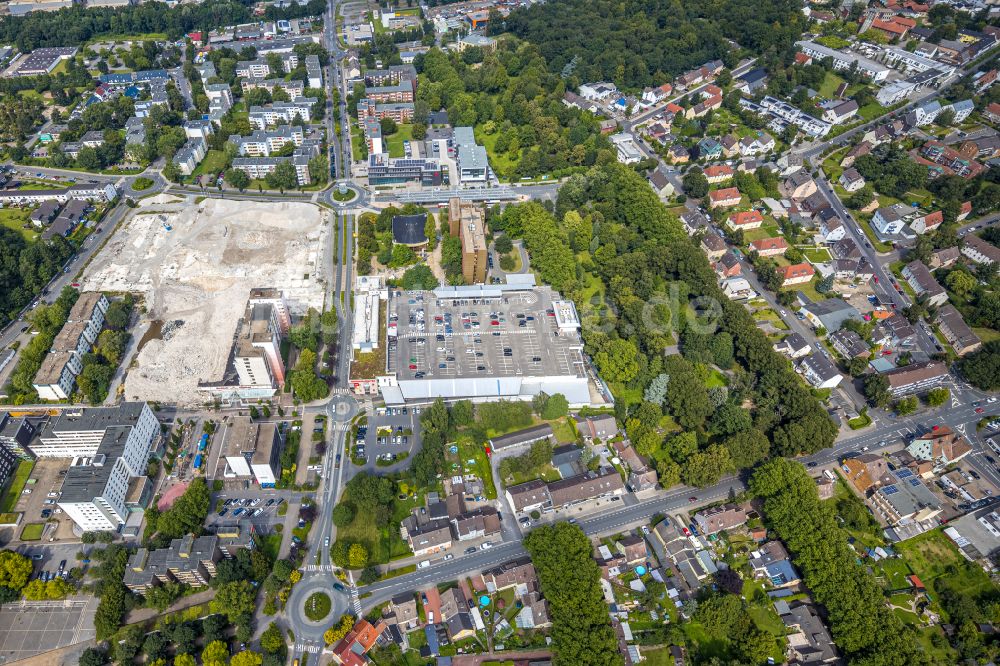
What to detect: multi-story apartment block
<box><xmin>33</xmin><ymin>292</ymin><xmax>110</xmax><ymax>401</ymax></box>
<box><xmin>172</xmin><ymin>136</ymin><xmax>207</xmax><ymax>176</ymax></box>
<box><xmin>240</xmin><ymin>77</ymin><xmax>304</xmax><ymax>99</ymax></box>
<box><xmin>205</xmin><ymin>83</ymin><xmax>234</xmax><ymax>117</ymax></box>
<box><xmin>124</xmin><ymin>534</ymin><xmax>227</xmax><ymax>593</ymax></box>
<box><xmin>55</xmin><ymin>403</ymin><xmax>159</xmax><ymax>531</ymax></box>
<box><xmin>365</xmin><ymin>79</ymin><xmax>415</xmax><ymax>103</ymax></box>
<box><xmin>248</xmin><ymin>99</ymin><xmax>316</xmax><ymax>129</ymax></box>
<box><xmin>229</xmin><ymin>125</ymin><xmax>304</xmax><ymax>157</ymax></box>
<box><xmin>448</xmin><ymin>198</ymin><xmax>488</xmax><ymax>284</ymax></box>
<box><xmin>306</xmin><ymin>55</ymin><xmax>323</xmax><ymax>88</ymax></box>
<box><xmin>357</xmin><ymin>98</ymin><xmax>414</xmax><ymax>123</ymax></box>
<box><xmin>231</xmin><ymin>141</ymin><xmax>318</xmax><ymax>186</ymax></box>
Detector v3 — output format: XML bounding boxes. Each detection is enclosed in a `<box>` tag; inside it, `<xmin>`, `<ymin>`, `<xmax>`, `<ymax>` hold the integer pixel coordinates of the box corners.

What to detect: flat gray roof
<box><xmin>43</xmin><ymin>402</ymin><xmax>147</xmax><ymax>438</ymax></box>
<box><xmin>59</xmin><ymin>426</ymin><xmax>132</xmax><ymax>503</ymax></box>
<box><xmin>387</xmin><ymin>287</ymin><xmax>586</xmax><ymax>382</ymax></box>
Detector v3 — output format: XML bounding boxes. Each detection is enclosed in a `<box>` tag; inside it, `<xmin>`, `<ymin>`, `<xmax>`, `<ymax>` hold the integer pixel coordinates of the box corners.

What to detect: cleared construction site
<box><xmin>81</xmin><ymin>196</ymin><xmax>328</xmax><ymax>404</ymax></box>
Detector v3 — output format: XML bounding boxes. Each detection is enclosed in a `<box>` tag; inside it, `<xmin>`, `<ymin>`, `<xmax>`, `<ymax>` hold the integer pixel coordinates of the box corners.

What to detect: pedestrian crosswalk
<box><xmin>331</xmin><ymin>387</ymin><xmax>351</xmax><ymax>395</ymax></box>
<box><xmin>332</xmin><ymin>423</ymin><xmax>351</xmax><ymax>432</ymax></box>
<box><xmin>293</xmin><ymin>643</ymin><xmax>322</xmax><ymax>654</ymax></box>
<box><xmin>301</xmin><ymin>564</ymin><xmax>335</xmax><ymax>573</ymax></box>
<box><xmin>350</xmin><ymin>586</ymin><xmax>362</xmax><ymax>615</ymax></box>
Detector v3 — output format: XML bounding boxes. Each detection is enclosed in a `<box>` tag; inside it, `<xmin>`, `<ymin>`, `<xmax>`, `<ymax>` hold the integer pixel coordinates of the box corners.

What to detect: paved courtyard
<box><xmin>0</xmin><ymin>597</ymin><xmax>97</xmax><ymax>663</ymax></box>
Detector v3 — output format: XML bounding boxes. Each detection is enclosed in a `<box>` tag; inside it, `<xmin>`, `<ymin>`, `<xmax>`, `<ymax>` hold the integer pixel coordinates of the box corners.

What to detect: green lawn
<box><xmin>304</xmin><ymin>592</ymin><xmax>332</xmax><ymax>621</ymax></box>
<box><xmin>191</xmin><ymin>149</ymin><xmax>230</xmax><ymax>178</ymax></box>
<box><xmin>973</xmin><ymin>326</ymin><xmax>1000</xmax><ymax>344</ymax></box>
<box><xmin>875</xmin><ymin>557</ymin><xmax>914</xmax><ymax>591</ymax></box>
<box><xmin>754</xmin><ymin>308</ymin><xmax>789</xmax><ymax>331</ymax></box>
<box><xmin>896</xmin><ymin>529</ymin><xmax>996</xmax><ymax>620</ymax></box>
<box><xmin>0</xmin><ymin>461</ymin><xmax>34</xmax><ymax>513</ymax></box>
<box><xmin>384</xmin><ymin>124</ymin><xmax>413</xmax><ymax>158</ymax></box>
<box><xmin>0</xmin><ymin>209</ymin><xmax>38</xmax><ymax>242</ymax></box>
<box><xmin>457</xmin><ymin>437</ymin><xmax>497</xmax><ymax>499</ymax></box>
<box><xmin>19</xmin><ymin>522</ymin><xmax>44</xmax><ymax>541</ymax></box>
<box><xmin>796</xmin><ymin>276</ymin><xmax>831</xmax><ymax>303</ymax></box>
<box><xmin>477</xmin><ymin>128</ymin><xmax>519</xmax><ymax>181</ymax></box>
<box><xmin>706</xmin><ymin>369</ymin><xmax>728</xmax><ymax>389</ymax></box>
<box><xmin>504</xmin><ymin>464</ymin><xmax>562</xmax><ymax>486</ymax></box>
<box><xmin>802</xmin><ymin>247</ymin><xmax>831</xmax><ymax>264</ymax></box>
<box><xmin>335</xmin><ymin>485</ymin><xmax>419</xmax><ymax>564</ymax></box>
<box><xmin>817</xmin><ymin>72</ymin><xmax>846</xmax><ymax>99</ymax></box>
<box><xmin>549</xmin><ymin>417</ymin><xmax>577</xmax><ymax>443</ymax></box>
<box><xmin>351</xmin><ymin>122</ymin><xmax>365</xmax><ymax>162</ymax></box>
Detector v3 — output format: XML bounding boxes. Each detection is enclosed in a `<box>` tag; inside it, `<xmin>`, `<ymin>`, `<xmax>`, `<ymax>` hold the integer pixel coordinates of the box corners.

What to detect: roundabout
<box><xmin>327</xmin><ymin>393</ymin><xmax>359</xmax><ymax>424</ymax></box>
<box><xmin>324</xmin><ymin>181</ymin><xmax>368</xmax><ymax>208</ymax></box>
<box><xmin>305</xmin><ymin>591</ymin><xmax>332</xmax><ymax>622</ymax></box>
<box><xmin>287</xmin><ymin>573</ymin><xmax>350</xmax><ymax>644</ymax></box>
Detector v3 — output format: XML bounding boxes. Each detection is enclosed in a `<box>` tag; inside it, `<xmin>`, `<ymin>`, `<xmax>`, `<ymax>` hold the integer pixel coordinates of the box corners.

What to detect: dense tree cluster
<box><xmin>497</xmin><ymin>164</ymin><xmax>836</xmax><ymax>487</ymax></box>
<box><xmin>0</xmin><ymin>231</ymin><xmax>73</xmax><ymax>330</ymax></box>
<box><xmin>77</xmin><ymin>296</ymin><xmax>133</xmax><ymax>404</ymax></box>
<box><xmin>0</xmin><ymin>0</ymin><xmax>254</xmax><ymax>51</ymax></box>
<box><xmin>93</xmin><ymin>544</ymin><xmax>134</xmax><ymax>640</ymax></box>
<box><xmin>331</xmin><ymin>472</ymin><xmax>396</xmax><ymax>567</ymax></box>
<box><xmin>960</xmin><ymin>340</ymin><xmax>1000</xmax><ymax>390</ymax></box>
<box><xmin>751</xmin><ymin>458</ymin><xmax>921</xmax><ymax>664</ymax></box>
<box><xmin>693</xmin><ymin>593</ymin><xmax>777</xmax><ymax>664</ymax></box>
<box><xmin>409</xmin><ymin>398</ymin><xmax>450</xmax><ymax>487</ymax></box>
<box><xmin>414</xmin><ymin>44</ymin><xmax>612</xmax><ymax>180</ymax></box>
<box><xmin>504</xmin><ymin>0</ymin><xmax>807</xmax><ymax>90</ymax></box>
<box><xmin>499</xmin><ymin>439</ymin><xmax>553</xmax><ymax>481</ymax></box>
<box><xmin>524</xmin><ymin>523</ymin><xmax>622</xmax><ymax>665</ymax></box>
<box><xmin>145</xmin><ymin>477</ymin><xmax>210</xmax><ymax>547</ymax></box>
<box><xmin>4</xmin><ymin>286</ymin><xmax>78</xmax><ymax>403</ymax></box>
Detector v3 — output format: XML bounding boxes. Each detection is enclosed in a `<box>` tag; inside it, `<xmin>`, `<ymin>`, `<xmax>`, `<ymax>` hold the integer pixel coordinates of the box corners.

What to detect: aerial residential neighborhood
<box><xmin>0</xmin><ymin>0</ymin><xmax>999</xmax><ymax>665</ymax></box>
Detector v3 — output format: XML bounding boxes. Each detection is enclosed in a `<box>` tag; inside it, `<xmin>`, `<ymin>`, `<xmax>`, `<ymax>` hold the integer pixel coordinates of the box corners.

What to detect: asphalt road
<box><xmin>354</xmin><ymin>392</ymin><xmax>999</xmax><ymax>613</ymax></box>
<box><xmin>813</xmin><ymin>174</ymin><xmax>939</xmax><ymax>359</ymax></box>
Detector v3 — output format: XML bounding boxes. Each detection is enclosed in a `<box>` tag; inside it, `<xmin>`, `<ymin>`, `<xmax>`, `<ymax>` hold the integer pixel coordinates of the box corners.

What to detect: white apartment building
<box><xmin>306</xmin><ymin>54</ymin><xmax>322</xmax><ymax>88</ymax></box>
<box><xmin>796</xmin><ymin>41</ymin><xmax>890</xmax><ymax>82</ymax></box>
<box><xmin>205</xmin><ymin>83</ymin><xmax>234</xmax><ymax>113</ymax></box>
<box><xmin>183</xmin><ymin>120</ymin><xmax>214</xmax><ymax>141</ymax></box>
<box><xmin>172</xmin><ymin>136</ymin><xmax>208</xmax><ymax>176</ymax></box>
<box><xmin>36</xmin><ymin>401</ymin><xmax>157</xmax><ymax>458</ymax></box>
<box><xmin>228</xmin><ymin>125</ymin><xmax>303</xmax><ymax>157</ymax></box>
<box><xmin>881</xmin><ymin>47</ymin><xmax>955</xmax><ymax>76</ymax></box>
<box><xmin>248</xmin><ymin>99</ymin><xmax>316</xmax><ymax>129</ymax></box>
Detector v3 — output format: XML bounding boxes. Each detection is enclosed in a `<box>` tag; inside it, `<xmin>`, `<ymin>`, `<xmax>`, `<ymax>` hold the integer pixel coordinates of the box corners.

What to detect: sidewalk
<box><xmin>450</xmin><ymin>650</ymin><xmax>552</xmax><ymax>665</ymax></box>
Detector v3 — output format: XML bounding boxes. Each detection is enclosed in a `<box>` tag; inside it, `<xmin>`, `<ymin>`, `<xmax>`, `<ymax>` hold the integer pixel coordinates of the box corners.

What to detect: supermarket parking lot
<box><xmin>387</xmin><ymin>288</ymin><xmax>585</xmax><ymax>382</ymax></box>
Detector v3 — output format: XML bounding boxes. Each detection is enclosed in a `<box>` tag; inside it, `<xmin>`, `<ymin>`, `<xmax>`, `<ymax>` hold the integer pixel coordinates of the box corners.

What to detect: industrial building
<box><xmin>7</xmin><ymin>46</ymin><xmax>77</xmax><ymax>75</ymax></box>
<box><xmin>221</xmin><ymin>417</ymin><xmax>284</xmax><ymax>487</ymax></box>
<box><xmin>198</xmin><ymin>289</ymin><xmax>289</xmax><ymax>400</ymax></box>
<box><xmin>377</xmin><ymin>282</ymin><xmax>608</xmax><ymax>407</ymax></box>
<box><xmin>54</xmin><ymin>403</ymin><xmax>159</xmax><ymax>532</ymax></box>
<box><xmin>448</xmin><ymin>198</ymin><xmax>488</xmax><ymax>284</ymax></box>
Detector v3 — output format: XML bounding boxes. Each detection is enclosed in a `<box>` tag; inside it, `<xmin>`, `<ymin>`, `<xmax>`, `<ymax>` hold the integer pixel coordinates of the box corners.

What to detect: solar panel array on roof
<box><xmin>884</xmin><ymin>485</ymin><xmax>899</xmax><ymax>495</ymax></box>
<box><xmin>896</xmin><ymin>469</ymin><xmax>913</xmax><ymax>479</ymax></box>
<box><xmin>909</xmin><ymin>478</ymin><xmax>921</xmax><ymax>487</ymax></box>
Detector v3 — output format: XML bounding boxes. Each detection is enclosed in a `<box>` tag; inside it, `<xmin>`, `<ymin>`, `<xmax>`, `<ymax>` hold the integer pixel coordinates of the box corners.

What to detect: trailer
<box><xmin>193</xmin><ymin>454</ymin><xmax>203</xmax><ymax>470</ymax></box>
<box><xmin>198</xmin><ymin>434</ymin><xmax>208</xmax><ymax>452</ymax></box>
